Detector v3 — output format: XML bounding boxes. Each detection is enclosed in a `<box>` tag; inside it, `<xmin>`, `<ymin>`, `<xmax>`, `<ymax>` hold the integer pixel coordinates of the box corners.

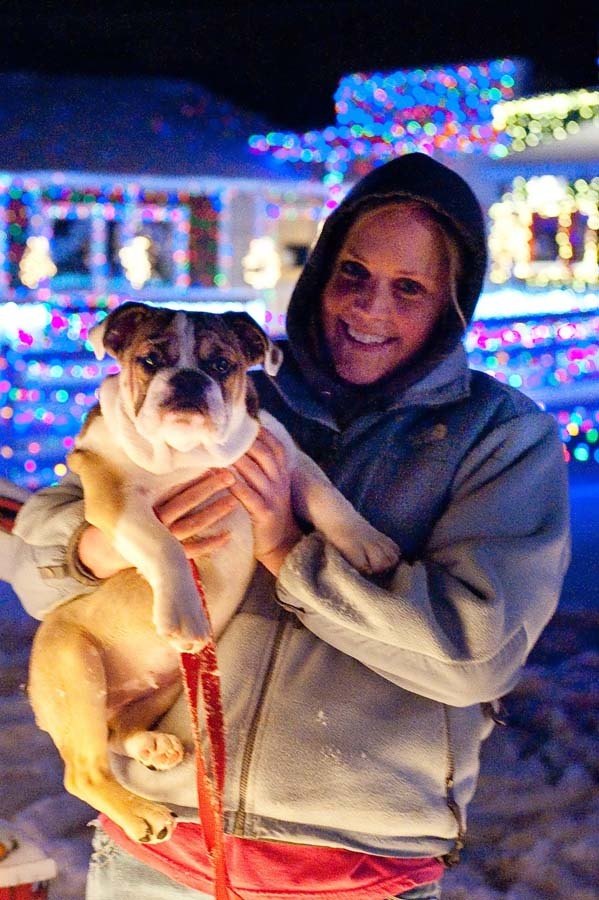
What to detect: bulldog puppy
<box><xmin>27</xmin><ymin>302</ymin><xmax>399</xmax><ymax>845</ymax></box>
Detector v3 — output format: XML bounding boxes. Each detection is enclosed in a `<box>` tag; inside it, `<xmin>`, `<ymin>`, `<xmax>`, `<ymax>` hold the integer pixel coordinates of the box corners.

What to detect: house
<box><xmin>249</xmin><ymin>61</ymin><xmax>599</xmax><ymax>468</ymax></box>
<box><xmin>0</xmin><ymin>63</ymin><xmax>597</xmax><ymax>487</ymax></box>
<box><xmin>0</xmin><ymin>72</ymin><xmax>328</xmax><ymax>487</ymax></box>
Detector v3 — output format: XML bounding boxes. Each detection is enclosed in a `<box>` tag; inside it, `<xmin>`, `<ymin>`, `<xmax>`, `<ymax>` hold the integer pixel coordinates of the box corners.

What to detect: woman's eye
<box><xmin>137</xmin><ymin>352</ymin><xmax>162</xmax><ymax>371</ymax></box>
<box><xmin>339</xmin><ymin>260</ymin><xmax>369</xmax><ymax>279</ymax></box>
<box><xmin>209</xmin><ymin>357</ymin><xmax>233</xmax><ymax>376</ymax></box>
<box><xmin>395</xmin><ymin>278</ymin><xmax>424</xmax><ymax>297</ymax></box>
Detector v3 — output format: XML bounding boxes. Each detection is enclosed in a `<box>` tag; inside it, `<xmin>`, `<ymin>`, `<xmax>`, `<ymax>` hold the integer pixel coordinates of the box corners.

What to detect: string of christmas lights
<box><xmin>491</xmin><ymin>89</ymin><xmax>599</xmax><ymax>151</ymax></box>
<box><xmin>488</xmin><ymin>176</ymin><xmax>599</xmax><ymax>289</ymax></box>
<box><xmin>249</xmin><ymin>60</ymin><xmax>519</xmax><ymax>179</ymax></box>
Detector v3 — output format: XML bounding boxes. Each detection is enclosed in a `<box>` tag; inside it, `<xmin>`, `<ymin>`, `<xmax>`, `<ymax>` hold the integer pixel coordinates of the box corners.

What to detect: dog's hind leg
<box><xmin>108</xmin><ymin>680</ymin><xmax>185</xmax><ymax>771</ymax></box>
<box><xmin>28</xmin><ymin>618</ymin><xmax>177</xmax><ymax>844</ymax></box>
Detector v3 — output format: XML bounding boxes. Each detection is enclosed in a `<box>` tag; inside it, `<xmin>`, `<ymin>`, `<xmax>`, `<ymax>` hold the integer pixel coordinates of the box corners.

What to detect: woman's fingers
<box><xmin>232</xmin><ymin>454</ymin><xmax>271</xmax><ymax>499</ymax></box>
<box><xmin>180</xmin><ymin>531</ymin><xmax>232</xmax><ymax>559</ymax></box>
<box><xmin>156</xmin><ymin>469</ymin><xmax>235</xmax><ymax>527</ymax></box>
<box><xmin>233</xmin><ymin>428</ymin><xmax>288</xmax><ymax>496</ymax></box>
<box><xmin>168</xmin><ymin>493</ymin><xmax>238</xmax><ymax>541</ymax></box>
<box><xmin>252</xmin><ymin>427</ymin><xmax>287</xmax><ymax>468</ymax></box>
<box><xmin>228</xmin><ymin>476</ymin><xmax>268</xmax><ymax>519</ymax></box>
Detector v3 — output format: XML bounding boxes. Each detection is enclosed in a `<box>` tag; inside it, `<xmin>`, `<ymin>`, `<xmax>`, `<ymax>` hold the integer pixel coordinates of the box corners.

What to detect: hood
<box><xmin>283</xmin><ymin>153</ymin><xmax>486</xmax><ymax>418</ymax></box>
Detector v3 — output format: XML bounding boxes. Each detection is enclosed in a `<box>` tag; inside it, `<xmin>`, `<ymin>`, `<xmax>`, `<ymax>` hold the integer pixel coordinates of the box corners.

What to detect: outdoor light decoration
<box><xmin>1</xmin><ymin>178</ymin><xmax>203</xmax><ymax>294</ymax></box>
<box><xmin>488</xmin><ymin>176</ymin><xmax>599</xmax><ymax>288</ymax></box>
<box><xmin>474</xmin><ymin>286</ymin><xmax>599</xmax><ymax>320</ymax></box>
<box><xmin>18</xmin><ymin>236</ymin><xmax>57</xmax><ymax>288</ymax></box>
<box><xmin>119</xmin><ymin>235</ymin><xmax>153</xmax><ymax>289</ymax></box>
<box><xmin>249</xmin><ymin>59</ymin><xmax>520</xmax><ymax>184</ymax></box>
<box><xmin>0</xmin><ymin>175</ymin><xmax>331</xmax><ymax>298</ymax></box>
<box><xmin>491</xmin><ymin>88</ymin><xmax>599</xmax><ymax>151</ymax></box>
<box><xmin>242</xmin><ymin>236</ymin><xmax>281</xmax><ymax>290</ymax></box>
<box><xmin>553</xmin><ymin>407</ymin><xmax>599</xmax><ymax>464</ymax></box>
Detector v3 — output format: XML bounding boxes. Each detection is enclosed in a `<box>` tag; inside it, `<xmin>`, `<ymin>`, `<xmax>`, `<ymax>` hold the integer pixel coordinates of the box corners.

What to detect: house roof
<box><xmin>0</xmin><ymin>71</ymin><xmax>319</xmax><ymax>182</ymax></box>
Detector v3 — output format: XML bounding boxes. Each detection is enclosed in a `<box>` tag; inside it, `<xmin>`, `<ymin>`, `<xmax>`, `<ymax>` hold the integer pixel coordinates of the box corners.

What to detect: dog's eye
<box><xmin>137</xmin><ymin>353</ymin><xmax>162</xmax><ymax>371</ymax></box>
<box><xmin>208</xmin><ymin>357</ymin><xmax>234</xmax><ymax>376</ymax></box>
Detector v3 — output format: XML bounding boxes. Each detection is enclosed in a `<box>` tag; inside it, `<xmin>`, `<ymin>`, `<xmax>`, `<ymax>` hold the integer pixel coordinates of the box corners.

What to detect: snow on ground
<box><xmin>1</xmin><ymin>581</ymin><xmax>598</xmax><ymax>900</ymax></box>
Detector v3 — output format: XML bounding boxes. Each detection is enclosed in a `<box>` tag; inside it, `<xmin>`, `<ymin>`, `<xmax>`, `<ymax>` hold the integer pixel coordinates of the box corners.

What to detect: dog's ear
<box><xmin>222</xmin><ymin>312</ymin><xmax>283</xmax><ymax>376</ymax></box>
<box><xmin>88</xmin><ymin>302</ymin><xmax>153</xmax><ymax>360</ymax></box>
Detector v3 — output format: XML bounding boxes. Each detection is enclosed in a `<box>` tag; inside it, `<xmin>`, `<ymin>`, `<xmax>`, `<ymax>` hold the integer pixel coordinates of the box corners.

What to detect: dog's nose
<box><xmin>166</xmin><ymin>369</ymin><xmax>212</xmax><ymax>410</ymax></box>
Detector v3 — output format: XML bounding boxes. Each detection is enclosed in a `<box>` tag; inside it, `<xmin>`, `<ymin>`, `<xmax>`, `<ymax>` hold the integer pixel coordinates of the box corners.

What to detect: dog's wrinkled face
<box><xmin>90</xmin><ymin>303</ymin><xmax>282</xmax><ymax>452</ymax></box>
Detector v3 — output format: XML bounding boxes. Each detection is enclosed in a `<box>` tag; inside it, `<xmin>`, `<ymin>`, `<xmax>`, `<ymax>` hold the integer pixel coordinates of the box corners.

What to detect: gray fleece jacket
<box><xmin>10</xmin><ymin>154</ymin><xmax>571</xmax><ymax>861</ymax></box>
<box><xmin>11</xmin><ymin>341</ymin><xmax>570</xmax><ymax>860</ymax></box>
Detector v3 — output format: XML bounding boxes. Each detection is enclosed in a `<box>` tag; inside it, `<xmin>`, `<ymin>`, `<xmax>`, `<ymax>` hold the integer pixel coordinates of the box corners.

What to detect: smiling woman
<box><xmin>321</xmin><ymin>203</ymin><xmax>458</xmax><ymax>384</ymax></box>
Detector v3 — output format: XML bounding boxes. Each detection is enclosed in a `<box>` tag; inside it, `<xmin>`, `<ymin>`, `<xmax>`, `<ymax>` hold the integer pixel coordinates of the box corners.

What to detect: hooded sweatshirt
<box><xmin>12</xmin><ymin>154</ymin><xmax>571</xmax><ymax>866</ymax></box>
<box><xmin>281</xmin><ymin>152</ymin><xmax>487</xmax><ymax>422</ymax></box>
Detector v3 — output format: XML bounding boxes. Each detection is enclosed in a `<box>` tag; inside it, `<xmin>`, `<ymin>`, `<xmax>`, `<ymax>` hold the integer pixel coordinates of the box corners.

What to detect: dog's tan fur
<box><xmin>27</xmin><ymin>303</ymin><xmax>400</xmax><ymax>844</ymax></box>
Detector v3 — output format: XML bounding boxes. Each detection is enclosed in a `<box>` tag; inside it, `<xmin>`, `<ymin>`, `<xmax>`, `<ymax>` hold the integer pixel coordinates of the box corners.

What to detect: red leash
<box><xmin>180</xmin><ymin>560</ymin><xmax>242</xmax><ymax>900</ymax></box>
<box><xmin>0</xmin><ymin>496</ymin><xmax>21</xmax><ymax>533</ymax></box>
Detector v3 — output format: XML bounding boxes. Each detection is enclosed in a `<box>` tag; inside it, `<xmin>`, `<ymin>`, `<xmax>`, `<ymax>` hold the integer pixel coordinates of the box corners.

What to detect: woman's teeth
<box><xmin>346</xmin><ymin>325</ymin><xmax>388</xmax><ymax>345</ymax></box>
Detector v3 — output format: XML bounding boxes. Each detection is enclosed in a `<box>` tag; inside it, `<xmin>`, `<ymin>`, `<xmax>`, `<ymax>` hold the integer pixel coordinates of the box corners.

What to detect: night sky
<box><xmin>0</xmin><ymin>0</ymin><xmax>597</xmax><ymax>130</ymax></box>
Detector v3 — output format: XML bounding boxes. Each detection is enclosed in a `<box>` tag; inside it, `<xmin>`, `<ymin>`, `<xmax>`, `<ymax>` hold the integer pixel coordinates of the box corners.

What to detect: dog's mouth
<box><xmin>161</xmin><ymin>406</ymin><xmax>212</xmax><ymax>425</ymax></box>
<box><xmin>162</xmin><ymin>401</ymin><xmax>205</xmax><ymax>415</ymax></box>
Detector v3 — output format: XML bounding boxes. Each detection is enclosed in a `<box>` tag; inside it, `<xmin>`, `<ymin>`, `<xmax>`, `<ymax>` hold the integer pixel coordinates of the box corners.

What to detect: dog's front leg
<box><xmin>291</xmin><ymin>451</ymin><xmax>400</xmax><ymax>575</ymax></box>
<box><xmin>113</xmin><ymin>509</ymin><xmax>211</xmax><ymax>652</ymax></box>
<box><xmin>70</xmin><ymin>449</ymin><xmax>210</xmax><ymax>652</ymax></box>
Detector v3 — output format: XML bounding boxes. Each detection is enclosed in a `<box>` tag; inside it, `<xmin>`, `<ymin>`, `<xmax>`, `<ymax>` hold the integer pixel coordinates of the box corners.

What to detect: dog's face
<box><xmin>90</xmin><ymin>303</ymin><xmax>282</xmax><ymax>453</ymax></box>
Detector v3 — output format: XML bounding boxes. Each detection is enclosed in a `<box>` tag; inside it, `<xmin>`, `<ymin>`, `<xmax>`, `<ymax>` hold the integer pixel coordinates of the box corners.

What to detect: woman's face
<box><xmin>321</xmin><ymin>204</ymin><xmax>452</xmax><ymax>385</ymax></box>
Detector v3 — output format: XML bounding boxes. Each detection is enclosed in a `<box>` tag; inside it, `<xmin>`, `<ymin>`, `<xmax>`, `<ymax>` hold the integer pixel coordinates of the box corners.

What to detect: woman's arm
<box><xmin>11</xmin><ymin>468</ymin><xmax>242</xmax><ymax>619</ymax></box>
<box><xmin>275</xmin><ymin>411</ymin><xmax>571</xmax><ymax>707</ymax></box>
<box><xmin>11</xmin><ymin>472</ymin><xmax>98</xmax><ymax>618</ymax></box>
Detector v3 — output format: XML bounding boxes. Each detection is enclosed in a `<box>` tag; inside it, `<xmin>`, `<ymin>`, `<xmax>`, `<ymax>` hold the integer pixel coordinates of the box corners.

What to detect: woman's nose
<box><xmin>355</xmin><ymin>280</ymin><xmax>394</xmax><ymax>316</ymax></box>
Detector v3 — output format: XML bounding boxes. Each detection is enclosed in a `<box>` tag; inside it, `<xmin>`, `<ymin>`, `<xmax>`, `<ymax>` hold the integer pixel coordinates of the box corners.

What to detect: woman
<box><xmin>12</xmin><ymin>153</ymin><xmax>570</xmax><ymax>899</ymax></box>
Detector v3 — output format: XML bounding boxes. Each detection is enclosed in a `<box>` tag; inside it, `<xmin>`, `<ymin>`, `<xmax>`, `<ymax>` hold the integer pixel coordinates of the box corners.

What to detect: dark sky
<box><xmin>1</xmin><ymin>0</ymin><xmax>597</xmax><ymax>130</ymax></box>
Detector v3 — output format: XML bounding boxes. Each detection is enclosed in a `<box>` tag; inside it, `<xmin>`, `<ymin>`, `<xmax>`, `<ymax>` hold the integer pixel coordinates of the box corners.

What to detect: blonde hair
<box><xmin>439</xmin><ymin>222</ymin><xmax>467</xmax><ymax>332</ymax></box>
<box><xmin>397</xmin><ymin>200</ymin><xmax>467</xmax><ymax>332</ymax></box>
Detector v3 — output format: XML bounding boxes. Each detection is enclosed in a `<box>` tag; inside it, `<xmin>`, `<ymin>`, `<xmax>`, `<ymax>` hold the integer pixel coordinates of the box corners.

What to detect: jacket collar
<box><xmin>269</xmin><ymin>341</ymin><xmax>472</xmax><ymax>431</ymax></box>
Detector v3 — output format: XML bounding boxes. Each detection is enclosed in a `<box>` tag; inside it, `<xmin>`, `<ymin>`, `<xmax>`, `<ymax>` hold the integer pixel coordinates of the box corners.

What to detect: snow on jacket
<box><xmin>11</xmin><ymin>153</ymin><xmax>571</xmax><ymax>861</ymax></box>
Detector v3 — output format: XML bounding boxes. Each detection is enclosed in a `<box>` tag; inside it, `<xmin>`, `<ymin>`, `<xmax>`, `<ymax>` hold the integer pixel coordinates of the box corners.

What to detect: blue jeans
<box><xmin>86</xmin><ymin>825</ymin><xmax>442</xmax><ymax>899</ymax></box>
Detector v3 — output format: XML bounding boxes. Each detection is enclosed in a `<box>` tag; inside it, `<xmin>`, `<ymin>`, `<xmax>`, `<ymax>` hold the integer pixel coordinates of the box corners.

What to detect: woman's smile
<box><xmin>344</xmin><ymin>322</ymin><xmax>393</xmax><ymax>346</ymax></box>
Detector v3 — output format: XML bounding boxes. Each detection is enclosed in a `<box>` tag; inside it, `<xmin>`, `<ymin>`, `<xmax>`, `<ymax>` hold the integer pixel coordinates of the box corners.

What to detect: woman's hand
<box><xmin>78</xmin><ymin>524</ymin><xmax>130</xmax><ymax>580</ymax></box>
<box><xmin>78</xmin><ymin>469</ymin><xmax>238</xmax><ymax>579</ymax></box>
<box><xmin>229</xmin><ymin>427</ymin><xmax>302</xmax><ymax>576</ymax></box>
<box><xmin>155</xmin><ymin>469</ymin><xmax>237</xmax><ymax>558</ymax></box>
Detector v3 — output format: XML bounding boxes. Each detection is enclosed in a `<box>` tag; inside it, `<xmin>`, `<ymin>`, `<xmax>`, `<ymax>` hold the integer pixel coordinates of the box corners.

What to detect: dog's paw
<box><xmin>123</xmin><ymin>731</ymin><xmax>185</xmax><ymax>771</ymax></box>
<box><xmin>153</xmin><ymin>587</ymin><xmax>212</xmax><ymax>652</ymax></box>
<box><xmin>165</xmin><ymin>633</ymin><xmax>210</xmax><ymax>655</ymax></box>
<box><xmin>123</xmin><ymin>799</ymin><xmax>177</xmax><ymax>844</ymax></box>
<box><xmin>335</xmin><ymin>524</ymin><xmax>400</xmax><ymax>576</ymax></box>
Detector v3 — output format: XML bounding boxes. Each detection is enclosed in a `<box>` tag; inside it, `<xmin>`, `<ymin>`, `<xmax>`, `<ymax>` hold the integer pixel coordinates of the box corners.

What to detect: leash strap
<box><xmin>0</xmin><ymin>496</ymin><xmax>22</xmax><ymax>533</ymax></box>
<box><xmin>180</xmin><ymin>559</ymin><xmax>242</xmax><ymax>900</ymax></box>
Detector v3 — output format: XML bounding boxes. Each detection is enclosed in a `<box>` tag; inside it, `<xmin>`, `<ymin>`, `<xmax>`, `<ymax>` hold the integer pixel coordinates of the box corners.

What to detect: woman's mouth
<box><xmin>343</xmin><ymin>321</ymin><xmax>393</xmax><ymax>346</ymax></box>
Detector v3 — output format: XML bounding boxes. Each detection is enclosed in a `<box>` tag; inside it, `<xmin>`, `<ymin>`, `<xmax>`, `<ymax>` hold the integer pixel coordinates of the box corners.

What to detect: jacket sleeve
<box><xmin>11</xmin><ymin>472</ymin><xmax>101</xmax><ymax>620</ymax></box>
<box><xmin>276</xmin><ymin>410</ymin><xmax>571</xmax><ymax>707</ymax></box>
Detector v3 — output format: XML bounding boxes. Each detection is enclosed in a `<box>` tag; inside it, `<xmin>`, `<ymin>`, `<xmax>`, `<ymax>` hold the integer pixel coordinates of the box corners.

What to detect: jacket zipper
<box><xmin>441</xmin><ymin>704</ymin><xmax>466</xmax><ymax>867</ymax></box>
<box><xmin>233</xmin><ymin>612</ymin><xmax>287</xmax><ymax>835</ymax></box>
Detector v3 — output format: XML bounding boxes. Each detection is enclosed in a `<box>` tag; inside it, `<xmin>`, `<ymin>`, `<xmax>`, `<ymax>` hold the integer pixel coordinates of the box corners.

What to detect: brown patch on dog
<box><xmin>190</xmin><ymin>313</ymin><xmax>272</xmax><ymax>418</ymax></box>
<box><xmin>78</xmin><ymin>404</ymin><xmax>103</xmax><ymax>440</ymax></box>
